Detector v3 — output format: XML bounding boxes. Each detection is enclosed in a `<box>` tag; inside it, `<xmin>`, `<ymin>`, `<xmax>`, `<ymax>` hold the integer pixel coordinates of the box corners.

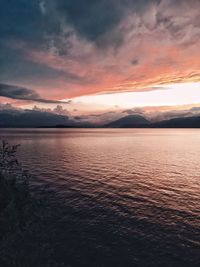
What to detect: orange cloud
<box><xmin>7</xmin><ymin>0</ymin><xmax>200</xmax><ymax>103</ymax></box>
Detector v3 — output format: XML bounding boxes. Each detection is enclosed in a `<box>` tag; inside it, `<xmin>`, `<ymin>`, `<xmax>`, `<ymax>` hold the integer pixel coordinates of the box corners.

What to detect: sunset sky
<box><xmin>1</xmin><ymin>0</ymin><xmax>200</xmax><ymax>124</ymax></box>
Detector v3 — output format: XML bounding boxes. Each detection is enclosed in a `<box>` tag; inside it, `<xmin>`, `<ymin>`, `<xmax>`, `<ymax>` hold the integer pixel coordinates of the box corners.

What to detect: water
<box><xmin>0</xmin><ymin>128</ymin><xmax>200</xmax><ymax>266</ymax></box>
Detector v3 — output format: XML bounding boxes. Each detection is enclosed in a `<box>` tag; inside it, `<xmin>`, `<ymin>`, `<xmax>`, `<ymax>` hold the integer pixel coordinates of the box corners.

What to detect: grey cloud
<box><xmin>0</xmin><ymin>83</ymin><xmax>70</xmax><ymax>104</ymax></box>
<box><xmin>46</xmin><ymin>0</ymin><xmax>160</xmax><ymax>47</ymax></box>
<box><xmin>190</xmin><ymin>107</ymin><xmax>200</xmax><ymax>112</ymax></box>
<box><xmin>39</xmin><ymin>1</ymin><xmax>47</xmax><ymax>15</ymax></box>
<box><xmin>122</xmin><ymin>106</ymin><xmax>200</xmax><ymax>122</ymax></box>
<box><xmin>33</xmin><ymin>104</ymin><xmax>71</xmax><ymax>116</ymax></box>
<box><xmin>0</xmin><ymin>0</ymin><xmax>159</xmax><ymax>46</ymax></box>
<box><xmin>123</xmin><ymin>108</ymin><xmax>146</xmax><ymax>116</ymax></box>
<box><xmin>131</xmin><ymin>59</ymin><xmax>139</xmax><ymax>66</ymax></box>
<box><xmin>74</xmin><ymin>110</ymin><xmax>122</xmax><ymax>125</ymax></box>
<box><xmin>53</xmin><ymin>0</ymin><xmax>124</xmax><ymax>42</ymax></box>
<box><xmin>0</xmin><ymin>42</ymin><xmax>91</xmax><ymax>86</ymax></box>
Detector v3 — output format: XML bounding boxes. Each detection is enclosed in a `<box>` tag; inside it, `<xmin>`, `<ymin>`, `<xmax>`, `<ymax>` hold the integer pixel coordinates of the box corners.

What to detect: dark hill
<box><xmin>105</xmin><ymin>115</ymin><xmax>200</xmax><ymax>128</ymax></box>
<box><xmin>152</xmin><ymin>116</ymin><xmax>200</xmax><ymax>128</ymax></box>
<box><xmin>105</xmin><ymin>115</ymin><xmax>150</xmax><ymax>128</ymax></box>
<box><xmin>0</xmin><ymin>110</ymin><xmax>72</xmax><ymax>127</ymax></box>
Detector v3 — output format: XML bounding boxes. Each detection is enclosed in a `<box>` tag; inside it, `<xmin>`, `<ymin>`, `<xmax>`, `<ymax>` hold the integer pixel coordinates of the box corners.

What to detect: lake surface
<box><xmin>0</xmin><ymin>128</ymin><xmax>200</xmax><ymax>266</ymax></box>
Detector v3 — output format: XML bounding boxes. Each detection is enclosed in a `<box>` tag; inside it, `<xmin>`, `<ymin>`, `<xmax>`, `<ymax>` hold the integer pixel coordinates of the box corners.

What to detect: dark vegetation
<box><xmin>0</xmin><ymin>141</ymin><xmax>30</xmax><ymax>234</ymax></box>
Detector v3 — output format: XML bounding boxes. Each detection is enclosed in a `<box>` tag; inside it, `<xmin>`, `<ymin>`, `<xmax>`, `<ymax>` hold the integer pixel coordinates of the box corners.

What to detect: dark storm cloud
<box><xmin>0</xmin><ymin>0</ymin><xmax>61</xmax><ymax>46</ymax></box>
<box><xmin>0</xmin><ymin>0</ymin><xmax>159</xmax><ymax>48</ymax></box>
<box><xmin>0</xmin><ymin>83</ymin><xmax>69</xmax><ymax>104</ymax></box>
<box><xmin>0</xmin><ymin>0</ymin><xmax>64</xmax><ymax>86</ymax></box>
<box><xmin>54</xmin><ymin>0</ymin><xmax>123</xmax><ymax>42</ymax></box>
<box><xmin>0</xmin><ymin>0</ymin><xmax>159</xmax><ymax>91</ymax></box>
<box><xmin>52</xmin><ymin>0</ymin><xmax>160</xmax><ymax>44</ymax></box>
<box><xmin>0</xmin><ymin>43</ymin><xmax>65</xmax><ymax>82</ymax></box>
<box><xmin>0</xmin><ymin>42</ymin><xmax>92</xmax><ymax>87</ymax></box>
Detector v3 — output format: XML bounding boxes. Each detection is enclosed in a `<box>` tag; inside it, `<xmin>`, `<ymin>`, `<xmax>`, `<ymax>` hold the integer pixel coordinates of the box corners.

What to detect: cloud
<box><xmin>0</xmin><ymin>102</ymin><xmax>71</xmax><ymax>116</ymax></box>
<box><xmin>0</xmin><ymin>83</ymin><xmax>71</xmax><ymax>104</ymax></box>
<box><xmin>53</xmin><ymin>0</ymin><xmax>123</xmax><ymax>43</ymax></box>
<box><xmin>51</xmin><ymin>0</ymin><xmax>161</xmax><ymax>46</ymax></box>
<box><xmin>39</xmin><ymin>1</ymin><xmax>46</xmax><ymax>15</ymax></box>
<box><xmin>64</xmin><ymin>111</ymin><xmax>122</xmax><ymax>126</ymax></box>
<box><xmin>123</xmin><ymin>108</ymin><xmax>146</xmax><ymax>116</ymax></box>
<box><xmin>131</xmin><ymin>59</ymin><xmax>139</xmax><ymax>66</ymax></box>
<box><xmin>190</xmin><ymin>107</ymin><xmax>200</xmax><ymax>112</ymax></box>
<box><xmin>0</xmin><ymin>103</ymin><xmax>19</xmax><ymax>111</ymax></box>
<box><xmin>1</xmin><ymin>0</ymin><xmax>200</xmax><ymax>100</ymax></box>
<box><xmin>33</xmin><ymin>104</ymin><xmax>70</xmax><ymax>116</ymax></box>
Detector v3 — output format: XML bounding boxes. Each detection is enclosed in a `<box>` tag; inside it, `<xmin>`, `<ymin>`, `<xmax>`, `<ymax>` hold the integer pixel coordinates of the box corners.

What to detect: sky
<box><xmin>0</xmin><ymin>0</ymin><xmax>200</xmax><ymax>125</ymax></box>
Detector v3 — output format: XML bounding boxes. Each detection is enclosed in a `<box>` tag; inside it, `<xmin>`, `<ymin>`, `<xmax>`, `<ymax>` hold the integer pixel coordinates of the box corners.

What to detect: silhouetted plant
<box><xmin>0</xmin><ymin>140</ymin><xmax>20</xmax><ymax>171</ymax></box>
<box><xmin>0</xmin><ymin>140</ymin><xmax>31</xmax><ymax>227</ymax></box>
<box><xmin>0</xmin><ymin>140</ymin><xmax>30</xmax><ymax>184</ymax></box>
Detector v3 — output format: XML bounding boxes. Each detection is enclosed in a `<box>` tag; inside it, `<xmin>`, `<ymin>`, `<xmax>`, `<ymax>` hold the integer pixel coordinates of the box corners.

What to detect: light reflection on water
<box><xmin>0</xmin><ymin>128</ymin><xmax>200</xmax><ymax>266</ymax></box>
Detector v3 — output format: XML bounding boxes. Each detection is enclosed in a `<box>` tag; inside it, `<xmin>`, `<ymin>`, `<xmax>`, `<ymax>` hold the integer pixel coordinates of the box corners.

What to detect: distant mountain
<box><xmin>152</xmin><ymin>116</ymin><xmax>200</xmax><ymax>128</ymax></box>
<box><xmin>0</xmin><ymin>110</ymin><xmax>71</xmax><ymax>127</ymax></box>
<box><xmin>1</xmin><ymin>109</ymin><xmax>200</xmax><ymax>128</ymax></box>
<box><xmin>105</xmin><ymin>115</ymin><xmax>150</xmax><ymax>128</ymax></box>
<box><xmin>106</xmin><ymin>115</ymin><xmax>200</xmax><ymax>128</ymax></box>
<box><xmin>0</xmin><ymin>109</ymin><xmax>97</xmax><ymax>128</ymax></box>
